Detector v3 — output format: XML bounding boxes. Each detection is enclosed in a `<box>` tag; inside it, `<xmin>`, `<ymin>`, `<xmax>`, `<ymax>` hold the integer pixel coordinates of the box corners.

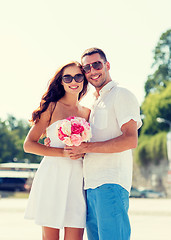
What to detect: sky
<box><xmin>0</xmin><ymin>0</ymin><xmax>171</xmax><ymax>121</ymax></box>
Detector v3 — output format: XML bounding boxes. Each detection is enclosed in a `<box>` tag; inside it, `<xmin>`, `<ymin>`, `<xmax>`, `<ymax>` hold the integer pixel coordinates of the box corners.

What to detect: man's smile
<box><xmin>90</xmin><ymin>74</ymin><xmax>101</xmax><ymax>80</ymax></box>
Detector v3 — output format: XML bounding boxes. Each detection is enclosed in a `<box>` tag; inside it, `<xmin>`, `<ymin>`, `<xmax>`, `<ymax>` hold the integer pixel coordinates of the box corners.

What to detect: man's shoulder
<box><xmin>111</xmin><ymin>86</ymin><xmax>136</xmax><ymax>98</ymax></box>
<box><xmin>112</xmin><ymin>85</ymin><xmax>132</xmax><ymax>93</ymax></box>
<box><xmin>108</xmin><ymin>85</ymin><xmax>132</xmax><ymax>99</ymax></box>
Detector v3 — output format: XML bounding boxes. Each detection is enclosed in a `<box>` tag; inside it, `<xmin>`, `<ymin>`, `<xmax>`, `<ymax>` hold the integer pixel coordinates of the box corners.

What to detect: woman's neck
<box><xmin>59</xmin><ymin>93</ymin><xmax>79</xmax><ymax>107</ymax></box>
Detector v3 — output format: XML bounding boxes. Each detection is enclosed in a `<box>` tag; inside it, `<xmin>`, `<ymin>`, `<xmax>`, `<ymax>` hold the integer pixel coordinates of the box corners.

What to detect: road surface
<box><xmin>0</xmin><ymin>198</ymin><xmax>171</xmax><ymax>240</ymax></box>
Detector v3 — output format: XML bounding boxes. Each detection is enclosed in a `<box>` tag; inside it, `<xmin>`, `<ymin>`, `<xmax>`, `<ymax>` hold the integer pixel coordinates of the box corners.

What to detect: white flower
<box><xmin>61</xmin><ymin>120</ymin><xmax>71</xmax><ymax>136</ymax></box>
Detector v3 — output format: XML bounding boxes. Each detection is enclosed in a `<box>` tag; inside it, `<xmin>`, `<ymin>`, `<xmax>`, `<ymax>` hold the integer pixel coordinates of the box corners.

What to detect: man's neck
<box><xmin>95</xmin><ymin>79</ymin><xmax>112</xmax><ymax>97</ymax></box>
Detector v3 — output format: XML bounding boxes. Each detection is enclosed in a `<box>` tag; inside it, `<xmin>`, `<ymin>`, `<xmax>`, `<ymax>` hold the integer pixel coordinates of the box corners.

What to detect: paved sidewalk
<box><xmin>0</xmin><ymin>198</ymin><xmax>171</xmax><ymax>240</ymax></box>
<box><xmin>1</xmin><ymin>198</ymin><xmax>170</xmax><ymax>213</ymax></box>
<box><xmin>129</xmin><ymin>198</ymin><xmax>171</xmax><ymax>215</ymax></box>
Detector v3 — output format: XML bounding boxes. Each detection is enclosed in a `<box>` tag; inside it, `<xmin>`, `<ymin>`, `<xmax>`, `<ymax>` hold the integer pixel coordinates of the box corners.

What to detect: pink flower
<box><xmin>58</xmin><ymin>127</ymin><xmax>68</xmax><ymax>141</ymax></box>
<box><xmin>70</xmin><ymin>134</ymin><xmax>83</xmax><ymax>146</ymax></box>
<box><xmin>63</xmin><ymin>137</ymin><xmax>73</xmax><ymax>146</ymax></box>
<box><xmin>71</xmin><ymin>123</ymin><xmax>84</xmax><ymax>134</ymax></box>
<box><xmin>66</xmin><ymin>116</ymin><xmax>75</xmax><ymax>121</ymax></box>
<box><xmin>57</xmin><ymin>116</ymin><xmax>91</xmax><ymax>146</ymax></box>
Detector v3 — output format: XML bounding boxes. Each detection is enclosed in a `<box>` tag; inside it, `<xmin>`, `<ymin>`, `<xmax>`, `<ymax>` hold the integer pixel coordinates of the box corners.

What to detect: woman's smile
<box><xmin>69</xmin><ymin>85</ymin><xmax>79</xmax><ymax>89</ymax></box>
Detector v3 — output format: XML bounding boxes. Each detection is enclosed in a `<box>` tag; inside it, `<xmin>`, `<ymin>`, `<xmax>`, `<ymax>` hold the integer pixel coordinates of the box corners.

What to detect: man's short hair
<box><xmin>81</xmin><ymin>48</ymin><xmax>107</xmax><ymax>63</ymax></box>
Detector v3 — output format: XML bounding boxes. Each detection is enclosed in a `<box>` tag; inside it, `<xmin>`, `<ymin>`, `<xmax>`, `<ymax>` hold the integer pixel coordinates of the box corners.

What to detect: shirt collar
<box><xmin>93</xmin><ymin>81</ymin><xmax>118</xmax><ymax>99</ymax></box>
<box><xmin>99</xmin><ymin>81</ymin><xmax>117</xmax><ymax>95</ymax></box>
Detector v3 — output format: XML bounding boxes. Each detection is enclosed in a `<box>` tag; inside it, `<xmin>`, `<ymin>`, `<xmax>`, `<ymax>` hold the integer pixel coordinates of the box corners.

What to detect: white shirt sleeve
<box><xmin>114</xmin><ymin>87</ymin><xmax>142</xmax><ymax>129</ymax></box>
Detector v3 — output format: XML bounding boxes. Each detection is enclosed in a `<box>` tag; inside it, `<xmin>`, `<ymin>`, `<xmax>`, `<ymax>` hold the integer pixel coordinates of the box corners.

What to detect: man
<box><xmin>65</xmin><ymin>48</ymin><xmax>142</xmax><ymax>240</ymax></box>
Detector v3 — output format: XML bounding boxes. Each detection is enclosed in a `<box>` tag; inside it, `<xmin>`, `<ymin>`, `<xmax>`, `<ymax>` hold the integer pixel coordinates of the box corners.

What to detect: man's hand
<box><xmin>64</xmin><ymin>142</ymin><xmax>87</xmax><ymax>155</ymax></box>
<box><xmin>68</xmin><ymin>153</ymin><xmax>85</xmax><ymax>160</ymax></box>
<box><xmin>64</xmin><ymin>147</ymin><xmax>85</xmax><ymax>160</ymax></box>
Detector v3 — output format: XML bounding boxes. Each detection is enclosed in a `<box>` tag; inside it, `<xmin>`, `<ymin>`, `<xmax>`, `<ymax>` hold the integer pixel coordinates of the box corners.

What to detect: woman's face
<box><xmin>62</xmin><ymin>65</ymin><xmax>84</xmax><ymax>95</ymax></box>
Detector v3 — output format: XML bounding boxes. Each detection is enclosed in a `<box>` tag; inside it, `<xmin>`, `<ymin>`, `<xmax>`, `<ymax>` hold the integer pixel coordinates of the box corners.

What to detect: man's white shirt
<box><xmin>83</xmin><ymin>81</ymin><xmax>142</xmax><ymax>192</ymax></box>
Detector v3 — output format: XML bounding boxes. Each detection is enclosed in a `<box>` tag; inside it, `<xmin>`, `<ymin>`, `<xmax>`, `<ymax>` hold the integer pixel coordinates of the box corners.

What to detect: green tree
<box><xmin>145</xmin><ymin>29</ymin><xmax>171</xmax><ymax>96</ymax></box>
<box><xmin>0</xmin><ymin>120</ymin><xmax>18</xmax><ymax>163</ymax></box>
<box><xmin>141</xmin><ymin>82</ymin><xmax>171</xmax><ymax>135</ymax></box>
<box><xmin>136</xmin><ymin>82</ymin><xmax>170</xmax><ymax>166</ymax></box>
<box><xmin>135</xmin><ymin>132</ymin><xmax>167</xmax><ymax>166</ymax></box>
<box><xmin>136</xmin><ymin>29</ymin><xmax>171</xmax><ymax>166</ymax></box>
<box><xmin>0</xmin><ymin>116</ymin><xmax>42</xmax><ymax>163</ymax></box>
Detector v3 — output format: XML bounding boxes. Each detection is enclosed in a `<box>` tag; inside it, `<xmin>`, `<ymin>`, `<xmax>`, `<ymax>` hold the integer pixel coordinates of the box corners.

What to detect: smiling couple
<box><xmin>24</xmin><ymin>48</ymin><xmax>142</xmax><ymax>240</ymax></box>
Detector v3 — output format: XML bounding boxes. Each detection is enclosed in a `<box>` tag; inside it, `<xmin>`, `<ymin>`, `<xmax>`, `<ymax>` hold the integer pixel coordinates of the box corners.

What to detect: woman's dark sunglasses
<box><xmin>82</xmin><ymin>61</ymin><xmax>104</xmax><ymax>74</ymax></box>
<box><xmin>62</xmin><ymin>74</ymin><xmax>84</xmax><ymax>83</ymax></box>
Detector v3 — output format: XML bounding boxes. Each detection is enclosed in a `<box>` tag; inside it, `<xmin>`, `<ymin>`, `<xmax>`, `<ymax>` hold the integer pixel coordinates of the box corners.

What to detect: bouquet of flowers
<box><xmin>57</xmin><ymin>116</ymin><xmax>92</xmax><ymax>146</ymax></box>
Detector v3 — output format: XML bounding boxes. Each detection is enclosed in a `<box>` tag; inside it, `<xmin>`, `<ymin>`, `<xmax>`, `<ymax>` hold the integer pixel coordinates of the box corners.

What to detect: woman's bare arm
<box><xmin>23</xmin><ymin>105</ymin><xmax>67</xmax><ymax>157</ymax></box>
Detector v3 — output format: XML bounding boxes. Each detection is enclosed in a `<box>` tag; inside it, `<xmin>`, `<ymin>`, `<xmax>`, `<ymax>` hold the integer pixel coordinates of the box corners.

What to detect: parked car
<box><xmin>0</xmin><ymin>177</ymin><xmax>31</xmax><ymax>192</ymax></box>
<box><xmin>140</xmin><ymin>189</ymin><xmax>166</xmax><ymax>198</ymax></box>
<box><xmin>130</xmin><ymin>187</ymin><xmax>143</xmax><ymax>198</ymax></box>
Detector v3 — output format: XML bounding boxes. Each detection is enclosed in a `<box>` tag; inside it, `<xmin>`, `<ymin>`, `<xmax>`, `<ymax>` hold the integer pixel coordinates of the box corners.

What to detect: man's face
<box><xmin>82</xmin><ymin>53</ymin><xmax>110</xmax><ymax>91</ymax></box>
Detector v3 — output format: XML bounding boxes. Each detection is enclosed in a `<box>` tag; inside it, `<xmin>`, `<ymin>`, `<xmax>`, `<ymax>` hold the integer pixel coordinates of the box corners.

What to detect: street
<box><xmin>0</xmin><ymin>198</ymin><xmax>171</xmax><ymax>240</ymax></box>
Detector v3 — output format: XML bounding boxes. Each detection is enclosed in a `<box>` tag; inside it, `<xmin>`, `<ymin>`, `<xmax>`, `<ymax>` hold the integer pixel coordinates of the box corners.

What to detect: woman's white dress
<box><xmin>24</xmin><ymin>121</ymin><xmax>86</xmax><ymax>229</ymax></box>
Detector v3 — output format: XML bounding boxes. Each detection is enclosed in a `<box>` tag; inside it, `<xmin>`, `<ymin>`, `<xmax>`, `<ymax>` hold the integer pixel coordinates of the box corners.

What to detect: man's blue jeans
<box><xmin>86</xmin><ymin>184</ymin><xmax>131</xmax><ymax>240</ymax></box>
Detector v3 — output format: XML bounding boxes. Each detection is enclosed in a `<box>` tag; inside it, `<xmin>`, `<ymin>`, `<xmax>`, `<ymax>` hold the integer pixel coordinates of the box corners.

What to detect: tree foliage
<box><xmin>141</xmin><ymin>82</ymin><xmax>171</xmax><ymax>135</ymax></box>
<box><xmin>136</xmin><ymin>29</ymin><xmax>171</xmax><ymax>166</ymax></box>
<box><xmin>0</xmin><ymin>115</ymin><xmax>42</xmax><ymax>163</ymax></box>
<box><xmin>145</xmin><ymin>29</ymin><xmax>171</xmax><ymax>96</ymax></box>
<box><xmin>135</xmin><ymin>132</ymin><xmax>167</xmax><ymax>166</ymax></box>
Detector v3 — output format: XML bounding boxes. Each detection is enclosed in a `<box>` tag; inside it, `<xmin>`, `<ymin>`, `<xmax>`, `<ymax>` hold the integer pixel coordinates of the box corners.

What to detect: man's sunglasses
<box><xmin>62</xmin><ymin>74</ymin><xmax>84</xmax><ymax>83</ymax></box>
<box><xmin>82</xmin><ymin>61</ymin><xmax>105</xmax><ymax>74</ymax></box>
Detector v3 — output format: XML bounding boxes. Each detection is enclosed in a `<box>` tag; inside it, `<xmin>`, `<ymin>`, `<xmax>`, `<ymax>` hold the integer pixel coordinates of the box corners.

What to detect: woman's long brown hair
<box><xmin>30</xmin><ymin>61</ymin><xmax>88</xmax><ymax>125</ymax></box>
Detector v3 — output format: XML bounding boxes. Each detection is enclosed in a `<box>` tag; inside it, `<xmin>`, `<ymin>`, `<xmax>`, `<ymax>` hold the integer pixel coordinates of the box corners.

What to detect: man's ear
<box><xmin>106</xmin><ymin>61</ymin><xmax>110</xmax><ymax>71</ymax></box>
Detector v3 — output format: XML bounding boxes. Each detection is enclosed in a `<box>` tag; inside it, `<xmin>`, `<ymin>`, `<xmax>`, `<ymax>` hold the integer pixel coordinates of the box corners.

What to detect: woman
<box><xmin>23</xmin><ymin>61</ymin><xmax>90</xmax><ymax>240</ymax></box>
